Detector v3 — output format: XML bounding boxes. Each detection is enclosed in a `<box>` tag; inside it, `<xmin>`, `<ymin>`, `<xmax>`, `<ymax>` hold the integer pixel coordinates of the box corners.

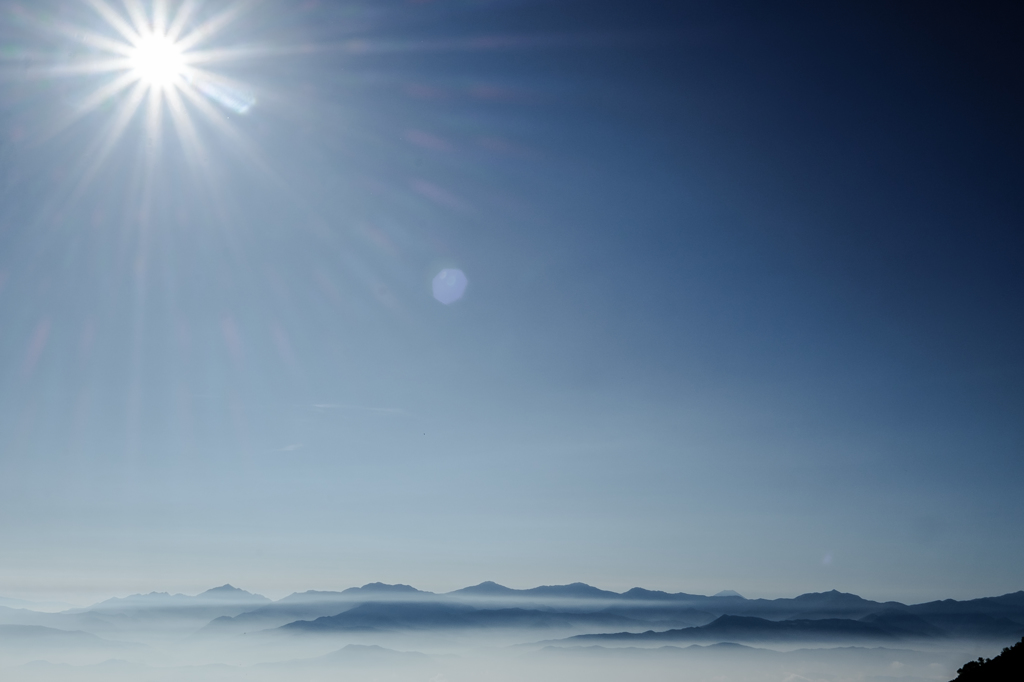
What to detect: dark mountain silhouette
<box><xmin>240</xmin><ymin>582</ymin><xmax>1024</xmax><ymax>633</ymax></box>
<box><xmin>448</xmin><ymin>585</ymin><xmax>898</xmax><ymax>620</ymax></box>
<box><xmin>558</xmin><ymin>613</ymin><xmax>947</xmax><ymax>645</ymax></box>
<box><xmin>341</xmin><ymin>582</ymin><xmax>428</xmax><ymax>596</ymax></box>
<box><xmin>449</xmin><ymin>581</ymin><xmax>620</xmax><ymax>600</ymax></box>
<box><xmin>278</xmin><ymin>601</ymin><xmax>641</xmax><ymax>633</ymax></box>
<box><xmin>279</xmin><ymin>601</ymin><xmax>487</xmax><ymax>632</ymax></box>
<box><xmin>596</xmin><ymin>604</ymin><xmax>717</xmax><ymax>628</ymax></box>
<box><xmin>201</xmin><ymin>584</ymin><xmax>436</xmax><ymax>635</ymax></box>
<box><xmin>9</xmin><ymin>582</ymin><xmax>1023</xmax><ymax>647</ymax></box>
<box><xmin>664</xmin><ymin>614</ymin><xmax>902</xmax><ymax>642</ymax></box>
<box><xmin>916</xmin><ymin>613</ymin><xmax>1024</xmax><ymax>638</ymax></box>
<box><xmin>273</xmin><ymin>584</ymin><xmax>430</xmax><ymax>606</ymax></box>
<box><xmin>620</xmin><ymin>587</ymin><xmax>703</xmax><ymax>601</ymax></box>
<box><xmin>904</xmin><ymin>592</ymin><xmax>1024</xmax><ymax>636</ymax></box>
<box><xmin>200</xmin><ymin>584</ymin><xmax>1024</xmax><ymax>644</ymax></box>
<box><xmin>951</xmin><ymin>637</ymin><xmax>1023</xmax><ymax>681</ymax></box>
<box><xmin>729</xmin><ymin>590</ymin><xmax>903</xmax><ymax>621</ymax></box>
<box><xmin>912</xmin><ymin>592</ymin><xmax>1024</xmax><ymax>619</ymax></box>
<box><xmin>860</xmin><ymin>610</ymin><xmax>946</xmax><ymax>637</ymax></box>
<box><xmin>450</xmin><ymin>581</ymin><xmax>520</xmax><ymax>597</ymax></box>
<box><xmin>519</xmin><ymin>583</ymin><xmax>622</xmax><ymax>599</ymax></box>
<box><xmin>869</xmin><ymin>592</ymin><xmax>1024</xmax><ymax>639</ymax></box>
<box><xmin>200</xmin><ymin>602</ymin><xmax>355</xmax><ymax>636</ymax></box>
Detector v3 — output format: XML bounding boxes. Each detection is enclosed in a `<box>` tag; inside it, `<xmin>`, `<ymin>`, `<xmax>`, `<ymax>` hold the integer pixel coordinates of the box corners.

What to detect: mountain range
<box><xmin>1</xmin><ymin>583</ymin><xmax>1022</xmax><ymax>647</ymax></box>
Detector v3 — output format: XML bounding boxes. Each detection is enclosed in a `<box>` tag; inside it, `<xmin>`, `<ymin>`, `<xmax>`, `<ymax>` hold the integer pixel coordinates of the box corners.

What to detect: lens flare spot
<box><xmin>433</xmin><ymin>269</ymin><xmax>468</xmax><ymax>305</ymax></box>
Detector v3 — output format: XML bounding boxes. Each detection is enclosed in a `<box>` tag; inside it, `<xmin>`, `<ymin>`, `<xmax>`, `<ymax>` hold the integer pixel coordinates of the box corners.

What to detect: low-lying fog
<box><xmin>1</xmin><ymin>582</ymin><xmax>1020</xmax><ymax>681</ymax></box>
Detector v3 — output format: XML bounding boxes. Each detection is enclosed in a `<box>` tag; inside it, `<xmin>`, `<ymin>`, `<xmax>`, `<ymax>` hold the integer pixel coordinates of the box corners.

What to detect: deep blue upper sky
<box><xmin>0</xmin><ymin>0</ymin><xmax>1020</xmax><ymax>602</ymax></box>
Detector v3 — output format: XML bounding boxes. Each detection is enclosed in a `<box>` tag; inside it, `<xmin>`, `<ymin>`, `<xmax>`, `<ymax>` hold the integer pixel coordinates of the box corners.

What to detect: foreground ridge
<box><xmin>951</xmin><ymin>636</ymin><xmax>1024</xmax><ymax>681</ymax></box>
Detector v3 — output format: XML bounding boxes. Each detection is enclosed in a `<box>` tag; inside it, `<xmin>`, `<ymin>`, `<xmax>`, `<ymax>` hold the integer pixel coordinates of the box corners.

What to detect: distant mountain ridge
<box><xmin>278</xmin><ymin>601</ymin><xmax>642</xmax><ymax>633</ymax></box>
<box><xmin>450</xmin><ymin>581</ymin><xmax>621</xmax><ymax>600</ymax></box>
<box><xmin>548</xmin><ymin>609</ymin><xmax>1024</xmax><ymax>647</ymax></box>
<box><xmin>3</xmin><ymin>582</ymin><xmax>1022</xmax><ymax>648</ymax></box>
<box><xmin>80</xmin><ymin>584</ymin><xmax>269</xmax><ymax>611</ymax></box>
<box><xmin>555</xmin><ymin>614</ymin><xmax>935</xmax><ymax>645</ymax></box>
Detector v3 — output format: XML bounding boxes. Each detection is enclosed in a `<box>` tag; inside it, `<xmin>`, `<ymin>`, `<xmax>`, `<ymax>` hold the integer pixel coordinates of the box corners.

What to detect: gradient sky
<box><xmin>0</xmin><ymin>0</ymin><xmax>1021</xmax><ymax>605</ymax></box>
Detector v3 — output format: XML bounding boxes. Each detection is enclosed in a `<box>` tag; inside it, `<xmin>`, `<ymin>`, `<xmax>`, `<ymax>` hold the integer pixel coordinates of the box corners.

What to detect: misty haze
<box><xmin>1</xmin><ymin>581</ymin><xmax>1022</xmax><ymax>681</ymax></box>
<box><xmin>0</xmin><ymin>1</ymin><xmax>1021</xmax><ymax>681</ymax></box>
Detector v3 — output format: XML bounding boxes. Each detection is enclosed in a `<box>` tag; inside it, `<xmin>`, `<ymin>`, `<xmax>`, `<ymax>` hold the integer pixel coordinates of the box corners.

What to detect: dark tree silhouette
<box><xmin>951</xmin><ymin>637</ymin><xmax>1024</xmax><ymax>681</ymax></box>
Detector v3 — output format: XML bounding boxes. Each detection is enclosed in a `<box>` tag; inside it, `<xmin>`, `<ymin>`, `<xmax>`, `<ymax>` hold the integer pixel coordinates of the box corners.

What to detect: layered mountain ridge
<box><xmin>1</xmin><ymin>583</ymin><xmax>1022</xmax><ymax>647</ymax></box>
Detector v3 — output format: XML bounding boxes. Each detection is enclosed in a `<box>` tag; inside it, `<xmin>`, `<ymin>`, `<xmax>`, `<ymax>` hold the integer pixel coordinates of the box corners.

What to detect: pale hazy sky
<box><xmin>0</xmin><ymin>0</ymin><xmax>1021</xmax><ymax>605</ymax></box>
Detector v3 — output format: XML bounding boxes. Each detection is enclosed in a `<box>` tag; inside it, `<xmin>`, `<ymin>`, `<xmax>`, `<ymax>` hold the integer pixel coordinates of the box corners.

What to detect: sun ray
<box><xmin>180</xmin><ymin>44</ymin><xmax>296</xmax><ymax>67</ymax></box>
<box><xmin>176</xmin><ymin>82</ymin><xmax>273</xmax><ymax>177</ymax></box>
<box><xmin>119</xmin><ymin>0</ymin><xmax>152</xmax><ymax>40</ymax></box>
<box><xmin>37</xmin><ymin>70</ymin><xmax>141</xmax><ymax>145</ymax></box>
<box><xmin>163</xmin><ymin>84</ymin><xmax>235</xmax><ymax>234</ymax></box>
<box><xmin>73</xmin><ymin>70</ymin><xmax>140</xmax><ymax>116</ymax></box>
<box><xmin>152</xmin><ymin>0</ymin><xmax>170</xmax><ymax>37</ymax></box>
<box><xmin>20</xmin><ymin>58</ymin><xmax>130</xmax><ymax>79</ymax></box>
<box><xmin>144</xmin><ymin>85</ymin><xmax>164</xmax><ymax>151</ymax></box>
<box><xmin>70</xmin><ymin>79</ymin><xmax>149</xmax><ymax>197</ymax></box>
<box><xmin>175</xmin><ymin>1</ymin><xmax>250</xmax><ymax>53</ymax></box>
<box><xmin>164</xmin><ymin>84</ymin><xmax>207</xmax><ymax>169</ymax></box>
<box><xmin>49</xmin><ymin>21</ymin><xmax>136</xmax><ymax>57</ymax></box>
<box><xmin>85</xmin><ymin>0</ymin><xmax>141</xmax><ymax>46</ymax></box>
<box><xmin>186</xmin><ymin>66</ymin><xmax>255</xmax><ymax>113</ymax></box>
<box><xmin>22</xmin><ymin>0</ymin><xmax>269</xmax><ymax>215</ymax></box>
<box><xmin>165</xmin><ymin>0</ymin><xmax>201</xmax><ymax>43</ymax></box>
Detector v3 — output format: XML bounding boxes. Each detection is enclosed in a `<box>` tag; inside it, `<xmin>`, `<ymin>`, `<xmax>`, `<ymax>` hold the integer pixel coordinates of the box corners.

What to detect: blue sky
<box><xmin>0</xmin><ymin>0</ymin><xmax>1020</xmax><ymax>604</ymax></box>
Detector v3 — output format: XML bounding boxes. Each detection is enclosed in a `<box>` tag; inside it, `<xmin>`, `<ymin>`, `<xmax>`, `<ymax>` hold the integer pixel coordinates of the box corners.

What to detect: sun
<box><xmin>129</xmin><ymin>34</ymin><xmax>186</xmax><ymax>88</ymax></box>
<box><xmin>18</xmin><ymin>0</ymin><xmax>263</xmax><ymax>192</ymax></box>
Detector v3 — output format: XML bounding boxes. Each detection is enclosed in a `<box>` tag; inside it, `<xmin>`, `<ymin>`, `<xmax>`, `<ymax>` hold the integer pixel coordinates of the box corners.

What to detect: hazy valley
<box><xmin>0</xmin><ymin>582</ymin><xmax>1020</xmax><ymax>681</ymax></box>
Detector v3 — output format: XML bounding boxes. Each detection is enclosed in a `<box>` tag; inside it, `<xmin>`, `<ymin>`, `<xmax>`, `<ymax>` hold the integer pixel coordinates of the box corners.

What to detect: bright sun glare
<box><xmin>28</xmin><ymin>0</ymin><xmax>259</xmax><ymax>189</ymax></box>
<box><xmin>129</xmin><ymin>34</ymin><xmax>186</xmax><ymax>87</ymax></box>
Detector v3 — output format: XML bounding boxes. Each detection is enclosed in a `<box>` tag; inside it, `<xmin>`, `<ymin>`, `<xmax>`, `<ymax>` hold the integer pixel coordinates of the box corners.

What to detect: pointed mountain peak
<box><xmin>343</xmin><ymin>582</ymin><xmax>425</xmax><ymax>594</ymax></box>
<box><xmin>622</xmin><ymin>587</ymin><xmax>701</xmax><ymax>600</ymax></box>
<box><xmin>713</xmin><ymin>590</ymin><xmax>744</xmax><ymax>598</ymax></box>
<box><xmin>525</xmin><ymin>582</ymin><xmax>619</xmax><ymax>598</ymax></box>
<box><xmin>203</xmin><ymin>584</ymin><xmax>242</xmax><ymax>593</ymax></box>
<box><xmin>198</xmin><ymin>585</ymin><xmax>269</xmax><ymax>602</ymax></box>
<box><xmin>450</xmin><ymin>581</ymin><xmax>515</xmax><ymax>595</ymax></box>
<box><xmin>623</xmin><ymin>587</ymin><xmax>667</xmax><ymax>596</ymax></box>
<box><xmin>792</xmin><ymin>589</ymin><xmax>869</xmax><ymax>603</ymax></box>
